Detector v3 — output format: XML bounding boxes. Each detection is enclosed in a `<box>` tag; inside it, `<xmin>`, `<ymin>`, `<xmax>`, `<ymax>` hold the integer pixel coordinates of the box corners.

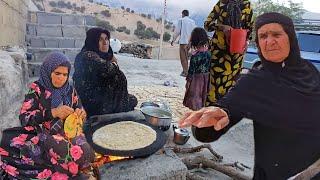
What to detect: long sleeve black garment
<box><xmin>73</xmin><ymin>51</ymin><xmax>137</xmax><ymax>116</ymax></box>
<box><xmin>193</xmin><ymin>70</ymin><xmax>320</xmax><ymax>179</ymax></box>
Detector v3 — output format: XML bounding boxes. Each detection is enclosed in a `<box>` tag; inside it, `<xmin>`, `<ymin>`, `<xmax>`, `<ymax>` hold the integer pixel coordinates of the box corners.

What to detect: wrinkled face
<box><xmin>51</xmin><ymin>66</ymin><xmax>69</xmax><ymax>88</ymax></box>
<box><xmin>99</xmin><ymin>33</ymin><xmax>109</xmax><ymax>53</ymax></box>
<box><xmin>257</xmin><ymin>23</ymin><xmax>290</xmax><ymax>63</ymax></box>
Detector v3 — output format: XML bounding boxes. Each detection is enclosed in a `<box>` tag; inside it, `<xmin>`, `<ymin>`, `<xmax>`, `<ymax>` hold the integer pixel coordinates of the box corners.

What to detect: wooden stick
<box><xmin>182</xmin><ymin>155</ymin><xmax>251</xmax><ymax>180</ymax></box>
<box><xmin>170</xmin><ymin>144</ymin><xmax>223</xmax><ymax>162</ymax></box>
<box><xmin>289</xmin><ymin>158</ymin><xmax>320</xmax><ymax>180</ymax></box>
<box><xmin>186</xmin><ymin>172</ymin><xmax>206</xmax><ymax>180</ymax></box>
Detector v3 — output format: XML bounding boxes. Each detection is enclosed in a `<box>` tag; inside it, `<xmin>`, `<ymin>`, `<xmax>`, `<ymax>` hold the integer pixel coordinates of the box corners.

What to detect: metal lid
<box><xmin>174</xmin><ymin>128</ymin><xmax>189</xmax><ymax>136</ymax></box>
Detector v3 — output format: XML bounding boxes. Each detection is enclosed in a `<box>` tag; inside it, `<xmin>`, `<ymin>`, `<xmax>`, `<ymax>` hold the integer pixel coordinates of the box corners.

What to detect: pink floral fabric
<box><xmin>0</xmin><ymin>81</ymin><xmax>95</xmax><ymax>179</ymax></box>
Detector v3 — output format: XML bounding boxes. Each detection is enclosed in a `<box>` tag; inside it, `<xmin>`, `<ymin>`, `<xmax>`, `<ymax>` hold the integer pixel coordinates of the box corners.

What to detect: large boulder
<box><xmin>0</xmin><ymin>48</ymin><xmax>29</xmax><ymax>138</ymax></box>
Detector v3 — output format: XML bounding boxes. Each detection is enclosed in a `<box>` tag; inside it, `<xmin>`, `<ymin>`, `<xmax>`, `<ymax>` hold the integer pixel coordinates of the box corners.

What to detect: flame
<box><xmin>93</xmin><ymin>153</ymin><xmax>129</xmax><ymax>167</ymax></box>
<box><xmin>107</xmin><ymin>156</ymin><xmax>128</xmax><ymax>161</ymax></box>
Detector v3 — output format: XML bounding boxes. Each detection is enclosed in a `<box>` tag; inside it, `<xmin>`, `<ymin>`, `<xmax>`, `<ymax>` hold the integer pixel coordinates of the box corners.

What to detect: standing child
<box><xmin>183</xmin><ymin>27</ymin><xmax>211</xmax><ymax>110</ymax></box>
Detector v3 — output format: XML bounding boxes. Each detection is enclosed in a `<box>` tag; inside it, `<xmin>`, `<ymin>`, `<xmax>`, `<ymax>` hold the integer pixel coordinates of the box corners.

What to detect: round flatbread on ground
<box><xmin>92</xmin><ymin>121</ymin><xmax>157</xmax><ymax>151</ymax></box>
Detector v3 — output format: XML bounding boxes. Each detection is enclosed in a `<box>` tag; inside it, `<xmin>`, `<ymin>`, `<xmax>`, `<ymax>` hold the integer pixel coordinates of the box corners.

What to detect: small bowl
<box><xmin>140</xmin><ymin>107</ymin><xmax>172</xmax><ymax>131</ymax></box>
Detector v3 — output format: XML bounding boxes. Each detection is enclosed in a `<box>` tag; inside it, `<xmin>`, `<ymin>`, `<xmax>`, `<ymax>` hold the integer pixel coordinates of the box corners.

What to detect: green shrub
<box><xmin>101</xmin><ymin>10</ymin><xmax>111</xmax><ymax>17</ymax></box>
<box><xmin>116</xmin><ymin>26</ymin><xmax>127</xmax><ymax>32</ymax></box>
<box><xmin>96</xmin><ymin>18</ymin><xmax>115</xmax><ymax>32</ymax></box>
<box><xmin>51</xmin><ymin>8</ymin><xmax>65</xmax><ymax>13</ymax></box>
<box><xmin>124</xmin><ymin>29</ymin><xmax>130</xmax><ymax>34</ymax></box>
<box><xmin>35</xmin><ymin>4</ymin><xmax>44</xmax><ymax>11</ymax></box>
<box><xmin>137</xmin><ymin>21</ymin><xmax>146</xmax><ymax>30</ymax></box>
<box><xmin>49</xmin><ymin>1</ymin><xmax>57</xmax><ymax>7</ymax></box>
<box><xmin>163</xmin><ymin>32</ymin><xmax>171</xmax><ymax>42</ymax></box>
<box><xmin>80</xmin><ymin>6</ymin><xmax>85</xmax><ymax>13</ymax></box>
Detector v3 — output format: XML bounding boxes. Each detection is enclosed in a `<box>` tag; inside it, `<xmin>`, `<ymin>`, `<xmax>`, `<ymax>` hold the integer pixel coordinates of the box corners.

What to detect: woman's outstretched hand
<box><xmin>51</xmin><ymin>105</ymin><xmax>74</xmax><ymax>120</ymax></box>
<box><xmin>178</xmin><ymin>107</ymin><xmax>230</xmax><ymax>131</ymax></box>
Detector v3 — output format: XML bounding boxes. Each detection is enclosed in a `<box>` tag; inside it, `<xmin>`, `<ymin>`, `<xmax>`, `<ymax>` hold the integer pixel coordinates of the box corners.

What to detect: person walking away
<box><xmin>171</xmin><ymin>9</ymin><xmax>196</xmax><ymax>77</ymax></box>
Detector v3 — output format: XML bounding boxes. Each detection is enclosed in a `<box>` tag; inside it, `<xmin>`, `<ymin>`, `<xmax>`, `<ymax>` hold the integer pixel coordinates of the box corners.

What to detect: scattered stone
<box><xmin>119</xmin><ymin>42</ymin><xmax>153</xmax><ymax>59</ymax></box>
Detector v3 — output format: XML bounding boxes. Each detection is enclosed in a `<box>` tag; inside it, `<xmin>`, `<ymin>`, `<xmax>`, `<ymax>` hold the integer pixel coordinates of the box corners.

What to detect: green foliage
<box><xmin>134</xmin><ymin>22</ymin><xmax>160</xmax><ymax>39</ymax></box>
<box><xmin>35</xmin><ymin>4</ymin><xmax>44</xmax><ymax>11</ymax></box>
<box><xmin>116</xmin><ymin>26</ymin><xmax>127</xmax><ymax>32</ymax></box>
<box><xmin>163</xmin><ymin>32</ymin><xmax>171</xmax><ymax>42</ymax></box>
<box><xmin>49</xmin><ymin>1</ymin><xmax>57</xmax><ymax>7</ymax></box>
<box><xmin>96</xmin><ymin>18</ymin><xmax>115</xmax><ymax>32</ymax></box>
<box><xmin>124</xmin><ymin>29</ymin><xmax>130</xmax><ymax>35</ymax></box>
<box><xmin>80</xmin><ymin>6</ymin><xmax>86</xmax><ymax>13</ymax></box>
<box><xmin>254</xmin><ymin>0</ymin><xmax>305</xmax><ymax>22</ymax></box>
<box><xmin>51</xmin><ymin>8</ymin><xmax>65</xmax><ymax>13</ymax></box>
<box><xmin>165</xmin><ymin>24</ymin><xmax>171</xmax><ymax>30</ymax></box>
<box><xmin>101</xmin><ymin>10</ymin><xmax>111</xmax><ymax>17</ymax></box>
<box><xmin>137</xmin><ymin>21</ymin><xmax>146</xmax><ymax>30</ymax></box>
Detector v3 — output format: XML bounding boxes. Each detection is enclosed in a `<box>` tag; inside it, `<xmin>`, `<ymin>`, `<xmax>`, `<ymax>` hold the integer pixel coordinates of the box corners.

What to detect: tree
<box><xmin>254</xmin><ymin>0</ymin><xmax>305</xmax><ymax>22</ymax></box>
<box><xmin>163</xmin><ymin>32</ymin><xmax>171</xmax><ymax>42</ymax></box>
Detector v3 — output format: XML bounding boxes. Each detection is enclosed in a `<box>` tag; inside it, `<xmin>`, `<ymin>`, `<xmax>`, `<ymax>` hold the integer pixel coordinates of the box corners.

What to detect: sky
<box><xmin>143</xmin><ymin>0</ymin><xmax>320</xmax><ymax>14</ymax></box>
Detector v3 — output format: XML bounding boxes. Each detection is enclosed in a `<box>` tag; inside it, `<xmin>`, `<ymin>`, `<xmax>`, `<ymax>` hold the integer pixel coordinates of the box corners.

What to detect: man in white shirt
<box><xmin>171</xmin><ymin>10</ymin><xmax>196</xmax><ymax>77</ymax></box>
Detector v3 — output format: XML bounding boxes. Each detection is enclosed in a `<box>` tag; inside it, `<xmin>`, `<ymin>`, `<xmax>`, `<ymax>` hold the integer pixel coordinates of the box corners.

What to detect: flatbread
<box><xmin>92</xmin><ymin>121</ymin><xmax>157</xmax><ymax>151</ymax></box>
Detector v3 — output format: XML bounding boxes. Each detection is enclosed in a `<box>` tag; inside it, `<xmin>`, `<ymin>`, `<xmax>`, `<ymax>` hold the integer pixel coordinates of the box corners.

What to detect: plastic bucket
<box><xmin>229</xmin><ymin>28</ymin><xmax>248</xmax><ymax>54</ymax></box>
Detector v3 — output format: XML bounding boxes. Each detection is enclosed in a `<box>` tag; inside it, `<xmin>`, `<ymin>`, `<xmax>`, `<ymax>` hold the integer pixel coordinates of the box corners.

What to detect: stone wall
<box><xmin>0</xmin><ymin>49</ymin><xmax>29</xmax><ymax>138</ymax></box>
<box><xmin>0</xmin><ymin>0</ymin><xmax>28</xmax><ymax>46</ymax></box>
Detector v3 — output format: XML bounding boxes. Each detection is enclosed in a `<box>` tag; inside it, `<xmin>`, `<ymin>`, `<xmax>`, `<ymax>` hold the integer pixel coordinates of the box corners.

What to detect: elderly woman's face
<box><xmin>51</xmin><ymin>66</ymin><xmax>68</xmax><ymax>88</ymax></box>
<box><xmin>99</xmin><ymin>33</ymin><xmax>109</xmax><ymax>53</ymax></box>
<box><xmin>257</xmin><ymin>23</ymin><xmax>290</xmax><ymax>63</ymax></box>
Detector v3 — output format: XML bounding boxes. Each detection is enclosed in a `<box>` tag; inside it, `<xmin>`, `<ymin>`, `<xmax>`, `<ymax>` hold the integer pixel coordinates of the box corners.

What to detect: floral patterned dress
<box><xmin>204</xmin><ymin>0</ymin><xmax>253</xmax><ymax>105</ymax></box>
<box><xmin>0</xmin><ymin>81</ymin><xmax>95</xmax><ymax>179</ymax></box>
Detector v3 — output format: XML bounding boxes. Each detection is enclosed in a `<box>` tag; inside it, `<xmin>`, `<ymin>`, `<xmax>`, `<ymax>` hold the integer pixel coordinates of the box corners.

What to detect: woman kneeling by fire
<box><xmin>0</xmin><ymin>52</ymin><xmax>106</xmax><ymax>179</ymax></box>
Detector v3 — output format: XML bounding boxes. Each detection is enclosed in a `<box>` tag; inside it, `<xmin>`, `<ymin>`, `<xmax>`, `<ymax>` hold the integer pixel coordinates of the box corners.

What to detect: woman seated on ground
<box><xmin>73</xmin><ymin>28</ymin><xmax>137</xmax><ymax>117</ymax></box>
<box><xmin>179</xmin><ymin>12</ymin><xmax>320</xmax><ymax>179</ymax></box>
<box><xmin>0</xmin><ymin>52</ymin><xmax>95</xmax><ymax>179</ymax></box>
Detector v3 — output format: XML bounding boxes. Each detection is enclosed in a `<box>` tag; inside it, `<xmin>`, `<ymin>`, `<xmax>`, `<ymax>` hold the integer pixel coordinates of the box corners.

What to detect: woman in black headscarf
<box><xmin>73</xmin><ymin>28</ymin><xmax>137</xmax><ymax>116</ymax></box>
<box><xmin>179</xmin><ymin>12</ymin><xmax>320</xmax><ymax>179</ymax></box>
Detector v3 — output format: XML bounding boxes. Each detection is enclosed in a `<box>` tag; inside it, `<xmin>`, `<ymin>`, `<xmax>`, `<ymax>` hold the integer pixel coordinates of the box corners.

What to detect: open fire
<box><xmin>93</xmin><ymin>153</ymin><xmax>130</xmax><ymax>167</ymax></box>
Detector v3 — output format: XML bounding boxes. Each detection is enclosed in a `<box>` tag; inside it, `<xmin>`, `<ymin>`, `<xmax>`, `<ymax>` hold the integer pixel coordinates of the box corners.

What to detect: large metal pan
<box><xmin>83</xmin><ymin>111</ymin><xmax>167</xmax><ymax>157</ymax></box>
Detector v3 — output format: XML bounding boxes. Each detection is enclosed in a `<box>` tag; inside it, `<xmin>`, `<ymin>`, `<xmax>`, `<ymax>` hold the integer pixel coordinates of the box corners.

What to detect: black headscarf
<box><xmin>215</xmin><ymin>12</ymin><xmax>320</xmax><ymax>134</ymax></box>
<box><xmin>255</xmin><ymin>12</ymin><xmax>320</xmax><ymax>95</ymax></box>
<box><xmin>82</xmin><ymin>27</ymin><xmax>114</xmax><ymax>61</ymax></box>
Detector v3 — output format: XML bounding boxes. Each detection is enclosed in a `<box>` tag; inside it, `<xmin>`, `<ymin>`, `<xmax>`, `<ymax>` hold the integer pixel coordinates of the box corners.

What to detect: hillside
<box><xmin>32</xmin><ymin>0</ymin><xmax>174</xmax><ymax>47</ymax></box>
